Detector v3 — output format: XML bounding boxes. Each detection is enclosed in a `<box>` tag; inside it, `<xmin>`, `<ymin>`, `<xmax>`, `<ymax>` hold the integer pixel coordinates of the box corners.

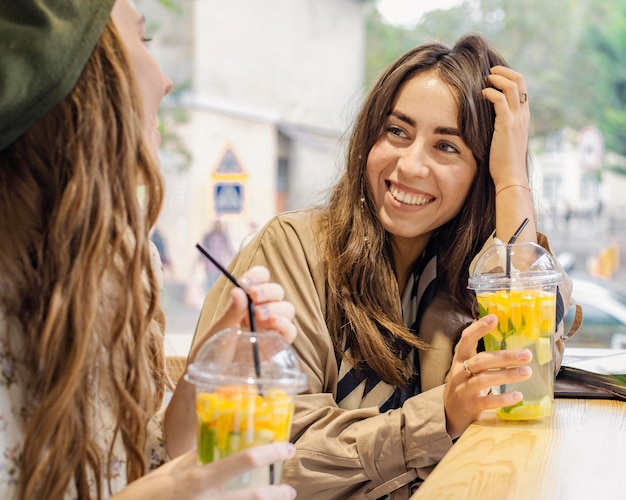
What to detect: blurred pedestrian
<box><xmin>192</xmin><ymin>33</ymin><xmax>574</xmax><ymax>498</ymax></box>
<box><xmin>150</xmin><ymin>226</ymin><xmax>174</xmax><ymax>281</ymax></box>
<box><xmin>200</xmin><ymin>219</ymin><xmax>235</xmax><ymax>291</ymax></box>
<box><xmin>0</xmin><ymin>1</ymin><xmax>297</xmax><ymax>498</ymax></box>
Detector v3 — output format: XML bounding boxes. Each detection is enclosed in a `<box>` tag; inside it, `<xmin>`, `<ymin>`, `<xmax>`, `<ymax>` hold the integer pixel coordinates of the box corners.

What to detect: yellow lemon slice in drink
<box><xmin>196</xmin><ymin>392</ymin><xmax>218</xmax><ymax>422</ymax></box>
<box><xmin>537</xmin><ymin>337</ymin><xmax>552</xmax><ymax>365</ymax></box>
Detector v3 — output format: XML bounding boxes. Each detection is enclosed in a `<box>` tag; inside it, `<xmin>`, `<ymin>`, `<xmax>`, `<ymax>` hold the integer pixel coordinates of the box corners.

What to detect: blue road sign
<box><xmin>214</xmin><ymin>183</ymin><xmax>243</xmax><ymax>214</ymax></box>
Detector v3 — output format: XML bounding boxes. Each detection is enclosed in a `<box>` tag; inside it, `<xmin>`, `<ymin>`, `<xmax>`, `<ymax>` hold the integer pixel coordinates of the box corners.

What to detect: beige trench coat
<box><xmin>192</xmin><ymin>209</ymin><xmax>573</xmax><ymax>499</ymax></box>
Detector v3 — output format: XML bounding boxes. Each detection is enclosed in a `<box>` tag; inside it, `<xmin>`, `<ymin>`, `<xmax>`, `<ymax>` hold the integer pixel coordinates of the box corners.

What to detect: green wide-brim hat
<box><xmin>0</xmin><ymin>0</ymin><xmax>116</xmax><ymax>151</ymax></box>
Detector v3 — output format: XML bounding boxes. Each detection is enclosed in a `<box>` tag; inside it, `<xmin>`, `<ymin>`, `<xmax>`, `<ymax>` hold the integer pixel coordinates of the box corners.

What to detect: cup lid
<box><xmin>468</xmin><ymin>241</ymin><xmax>563</xmax><ymax>291</ymax></box>
<box><xmin>185</xmin><ymin>328</ymin><xmax>308</xmax><ymax>393</ymax></box>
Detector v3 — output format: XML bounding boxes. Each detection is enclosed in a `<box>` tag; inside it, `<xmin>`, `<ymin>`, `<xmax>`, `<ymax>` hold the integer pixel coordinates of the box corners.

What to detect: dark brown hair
<box><xmin>322</xmin><ymin>34</ymin><xmax>514</xmax><ymax>385</ymax></box>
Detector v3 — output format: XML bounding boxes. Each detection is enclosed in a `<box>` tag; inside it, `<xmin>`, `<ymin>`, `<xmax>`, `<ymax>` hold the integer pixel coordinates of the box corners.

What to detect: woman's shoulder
<box><xmin>267</xmin><ymin>208</ymin><xmax>324</xmax><ymax>229</ymax></box>
<box><xmin>241</xmin><ymin>208</ymin><xmax>327</xmax><ymax>290</ymax></box>
<box><xmin>252</xmin><ymin>208</ymin><xmax>324</xmax><ymax>249</ymax></box>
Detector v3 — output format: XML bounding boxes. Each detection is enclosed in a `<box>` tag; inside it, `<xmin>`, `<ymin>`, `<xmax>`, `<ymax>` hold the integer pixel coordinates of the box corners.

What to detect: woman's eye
<box><xmin>142</xmin><ymin>36</ymin><xmax>153</xmax><ymax>43</ymax></box>
<box><xmin>387</xmin><ymin>126</ymin><xmax>406</xmax><ymax>138</ymax></box>
<box><xmin>438</xmin><ymin>142</ymin><xmax>460</xmax><ymax>153</ymax></box>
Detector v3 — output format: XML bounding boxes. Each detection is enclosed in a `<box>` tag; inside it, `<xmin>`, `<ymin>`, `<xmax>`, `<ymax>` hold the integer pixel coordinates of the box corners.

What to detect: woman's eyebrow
<box><xmin>390</xmin><ymin>110</ymin><xmax>415</xmax><ymax>127</ymax></box>
<box><xmin>435</xmin><ymin>126</ymin><xmax>462</xmax><ymax>137</ymax></box>
<box><xmin>391</xmin><ymin>111</ymin><xmax>461</xmax><ymax>137</ymax></box>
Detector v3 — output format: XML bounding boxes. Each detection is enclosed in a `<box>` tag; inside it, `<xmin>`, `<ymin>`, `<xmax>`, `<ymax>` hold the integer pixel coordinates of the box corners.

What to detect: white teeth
<box><xmin>389</xmin><ymin>185</ymin><xmax>432</xmax><ymax>205</ymax></box>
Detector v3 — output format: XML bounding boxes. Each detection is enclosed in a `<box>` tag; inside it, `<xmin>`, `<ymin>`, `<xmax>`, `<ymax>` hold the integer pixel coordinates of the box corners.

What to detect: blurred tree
<box><xmin>138</xmin><ymin>0</ymin><xmax>192</xmax><ymax>172</ymax></box>
<box><xmin>367</xmin><ymin>0</ymin><xmax>626</xmax><ymax>171</ymax></box>
<box><xmin>156</xmin><ymin>0</ymin><xmax>182</xmax><ymax>14</ymax></box>
<box><xmin>365</xmin><ymin>2</ymin><xmax>420</xmax><ymax>85</ymax></box>
<box><xmin>583</xmin><ymin>0</ymin><xmax>626</xmax><ymax>159</ymax></box>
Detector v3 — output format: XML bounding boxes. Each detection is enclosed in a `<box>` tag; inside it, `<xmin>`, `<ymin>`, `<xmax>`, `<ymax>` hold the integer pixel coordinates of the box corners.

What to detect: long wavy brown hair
<box><xmin>322</xmin><ymin>34</ymin><xmax>518</xmax><ymax>386</ymax></box>
<box><xmin>0</xmin><ymin>21</ymin><xmax>166</xmax><ymax>499</ymax></box>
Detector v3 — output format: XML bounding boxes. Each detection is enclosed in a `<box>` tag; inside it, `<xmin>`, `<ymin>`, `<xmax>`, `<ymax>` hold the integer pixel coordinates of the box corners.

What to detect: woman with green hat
<box><xmin>0</xmin><ymin>1</ymin><xmax>298</xmax><ymax>498</ymax></box>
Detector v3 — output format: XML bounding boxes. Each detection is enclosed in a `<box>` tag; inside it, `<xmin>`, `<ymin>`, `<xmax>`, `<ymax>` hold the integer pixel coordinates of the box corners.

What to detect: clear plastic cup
<box><xmin>185</xmin><ymin>328</ymin><xmax>308</xmax><ymax>489</ymax></box>
<box><xmin>468</xmin><ymin>242</ymin><xmax>563</xmax><ymax>420</ymax></box>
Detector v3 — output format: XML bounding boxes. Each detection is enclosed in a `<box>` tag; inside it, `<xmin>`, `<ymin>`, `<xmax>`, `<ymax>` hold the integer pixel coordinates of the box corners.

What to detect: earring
<box><xmin>359</xmin><ymin>183</ymin><xmax>370</xmax><ymax>248</ymax></box>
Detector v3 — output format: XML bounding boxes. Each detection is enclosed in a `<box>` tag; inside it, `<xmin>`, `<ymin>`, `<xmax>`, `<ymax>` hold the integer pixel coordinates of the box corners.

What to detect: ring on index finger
<box><xmin>463</xmin><ymin>359</ymin><xmax>474</xmax><ymax>378</ymax></box>
<box><xmin>519</xmin><ymin>92</ymin><xmax>528</xmax><ymax>103</ymax></box>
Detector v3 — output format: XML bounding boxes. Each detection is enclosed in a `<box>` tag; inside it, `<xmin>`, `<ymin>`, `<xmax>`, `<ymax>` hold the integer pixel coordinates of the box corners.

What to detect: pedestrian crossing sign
<box><xmin>214</xmin><ymin>183</ymin><xmax>243</xmax><ymax>214</ymax></box>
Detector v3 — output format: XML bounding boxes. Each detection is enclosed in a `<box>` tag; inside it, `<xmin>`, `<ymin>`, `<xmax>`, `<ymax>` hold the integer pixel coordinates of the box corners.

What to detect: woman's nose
<box><xmin>397</xmin><ymin>142</ymin><xmax>430</xmax><ymax>177</ymax></box>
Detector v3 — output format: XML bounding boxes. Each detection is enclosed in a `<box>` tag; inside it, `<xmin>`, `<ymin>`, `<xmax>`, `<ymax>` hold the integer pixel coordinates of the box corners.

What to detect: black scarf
<box><xmin>335</xmin><ymin>237</ymin><xmax>438</xmax><ymax>411</ymax></box>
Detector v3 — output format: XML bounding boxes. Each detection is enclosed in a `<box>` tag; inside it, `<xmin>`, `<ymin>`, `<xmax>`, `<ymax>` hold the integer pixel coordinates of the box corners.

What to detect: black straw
<box><xmin>195</xmin><ymin>243</ymin><xmax>261</xmax><ymax>377</ymax></box>
<box><xmin>507</xmin><ymin>218</ymin><xmax>529</xmax><ymax>245</ymax></box>
<box><xmin>505</xmin><ymin>218</ymin><xmax>530</xmax><ymax>278</ymax></box>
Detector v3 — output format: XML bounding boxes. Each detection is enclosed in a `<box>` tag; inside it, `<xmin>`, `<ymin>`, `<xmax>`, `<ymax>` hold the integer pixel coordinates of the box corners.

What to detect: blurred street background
<box><xmin>135</xmin><ymin>0</ymin><xmax>626</xmax><ymax>351</ymax></box>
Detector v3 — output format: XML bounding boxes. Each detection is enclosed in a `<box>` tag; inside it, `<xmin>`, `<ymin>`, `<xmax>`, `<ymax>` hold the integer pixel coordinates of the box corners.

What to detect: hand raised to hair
<box><xmin>111</xmin><ymin>443</ymin><xmax>297</xmax><ymax>500</ymax></box>
<box><xmin>443</xmin><ymin>314</ymin><xmax>532</xmax><ymax>439</ymax></box>
<box><xmin>482</xmin><ymin>66</ymin><xmax>531</xmax><ymax>190</ymax></box>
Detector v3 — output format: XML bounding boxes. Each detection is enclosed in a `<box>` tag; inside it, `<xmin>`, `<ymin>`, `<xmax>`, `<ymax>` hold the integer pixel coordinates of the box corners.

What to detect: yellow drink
<box><xmin>195</xmin><ymin>385</ymin><xmax>295</xmax><ymax>488</ymax></box>
<box><xmin>477</xmin><ymin>289</ymin><xmax>556</xmax><ymax>420</ymax></box>
<box><xmin>185</xmin><ymin>328</ymin><xmax>307</xmax><ymax>490</ymax></box>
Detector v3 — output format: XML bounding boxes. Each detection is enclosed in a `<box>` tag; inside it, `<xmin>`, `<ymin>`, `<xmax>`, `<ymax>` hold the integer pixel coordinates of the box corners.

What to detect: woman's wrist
<box><xmin>495</xmin><ymin>183</ymin><xmax>530</xmax><ymax>196</ymax></box>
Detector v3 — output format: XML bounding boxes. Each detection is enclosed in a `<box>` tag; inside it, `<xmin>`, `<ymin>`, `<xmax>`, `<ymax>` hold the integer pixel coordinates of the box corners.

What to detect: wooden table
<box><xmin>411</xmin><ymin>398</ymin><xmax>626</xmax><ymax>499</ymax></box>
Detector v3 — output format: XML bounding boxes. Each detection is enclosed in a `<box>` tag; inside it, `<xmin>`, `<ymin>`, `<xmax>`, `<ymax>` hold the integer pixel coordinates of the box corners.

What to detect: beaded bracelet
<box><xmin>495</xmin><ymin>184</ymin><xmax>531</xmax><ymax>196</ymax></box>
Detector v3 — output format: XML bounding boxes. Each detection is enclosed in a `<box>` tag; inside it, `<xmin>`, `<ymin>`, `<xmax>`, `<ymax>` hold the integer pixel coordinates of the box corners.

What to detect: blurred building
<box><xmin>533</xmin><ymin>126</ymin><xmax>626</xmax><ymax>232</ymax></box>
<box><xmin>139</xmin><ymin>0</ymin><xmax>367</xmax><ymax>279</ymax></box>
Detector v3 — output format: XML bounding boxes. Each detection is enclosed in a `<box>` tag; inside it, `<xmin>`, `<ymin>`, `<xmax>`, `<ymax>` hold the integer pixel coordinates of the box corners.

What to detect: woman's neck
<box><xmin>391</xmin><ymin>233</ymin><xmax>432</xmax><ymax>293</ymax></box>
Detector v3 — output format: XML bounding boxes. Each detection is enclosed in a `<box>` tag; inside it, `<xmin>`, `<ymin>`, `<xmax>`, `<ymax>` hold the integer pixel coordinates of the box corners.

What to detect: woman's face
<box><xmin>111</xmin><ymin>0</ymin><xmax>172</xmax><ymax>163</ymax></box>
<box><xmin>366</xmin><ymin>71</ymin><xmax>477</xmax><ymax>252</ymax></box>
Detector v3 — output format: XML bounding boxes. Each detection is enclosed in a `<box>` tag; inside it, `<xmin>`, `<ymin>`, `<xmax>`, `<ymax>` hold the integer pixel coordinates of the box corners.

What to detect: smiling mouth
<box><xmin>387</xmin><ymin>182</ymin><xmax>435</xmax><ymax>206</ymax></box>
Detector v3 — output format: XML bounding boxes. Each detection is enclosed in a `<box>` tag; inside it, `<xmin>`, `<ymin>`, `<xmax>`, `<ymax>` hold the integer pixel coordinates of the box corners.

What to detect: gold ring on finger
<box><xmin>463</xmin><ymin>359</ymin><xmax>474</xmax><ymax>377</ymax></box>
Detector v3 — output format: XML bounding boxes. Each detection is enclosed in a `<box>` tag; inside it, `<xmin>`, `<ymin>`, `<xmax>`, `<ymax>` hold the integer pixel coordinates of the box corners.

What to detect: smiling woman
<box><xmin>192</xmin><ymin>33</ymin><xmax>573</xmax><ymax>499</ymax></box>
<box><xmin>366</xmin><ymin>71</ymin><xmax>478</xmax><ymax>290</ymax></box>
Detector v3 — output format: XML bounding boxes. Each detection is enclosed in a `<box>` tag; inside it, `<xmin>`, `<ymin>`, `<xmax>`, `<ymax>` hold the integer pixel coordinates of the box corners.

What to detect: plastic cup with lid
<box><xmin>185</xmin><ymin>328</ymin><xmax>308</xmax><ymax>489</ymax></box>
<box><xmin>468</xmin><ymin>242</ymin><xmax>563</xmax><ymax>420</ymax></box>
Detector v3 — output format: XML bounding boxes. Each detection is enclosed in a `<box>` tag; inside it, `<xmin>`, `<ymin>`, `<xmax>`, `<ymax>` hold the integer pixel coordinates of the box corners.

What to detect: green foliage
<box><xmin>158</xmin><ymin>82</ymin><xmax>193</xmax><ymax>173</ymax></box>
<box><xmin>605</xmin><ymin>164</ymin><xmax>626</xmax><ymax>177</ymax></box>
<box><xmin>367</xmin><ymin>0</ymin><xmax>626</xmax><ymax>160</ymax></box>
<box><xmin>583</xmin><ymin>0</ymin><xmax>626</xmax><ymax>156</ymax></box>
<box><xmin>137</xmin><ymin>0</ymin><xmax>191</xmax><ymax>171</ymax></box>
<box><xmin>155</xmin><ymin>0</ymin><xmax>182</xmax><ymax>15</ymax></box>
